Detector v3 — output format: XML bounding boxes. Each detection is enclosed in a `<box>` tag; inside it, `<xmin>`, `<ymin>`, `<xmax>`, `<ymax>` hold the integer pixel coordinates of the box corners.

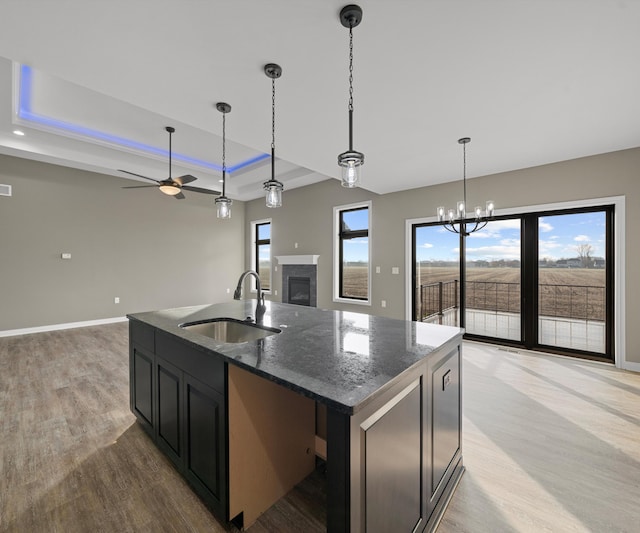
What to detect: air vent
<box><xmin>0</xmin><ymin>184</ymin><xmax>12</xmax><ymax>197</ymax></box>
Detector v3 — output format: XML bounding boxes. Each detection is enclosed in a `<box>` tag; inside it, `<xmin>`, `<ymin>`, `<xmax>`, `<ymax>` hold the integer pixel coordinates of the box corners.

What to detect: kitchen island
<box><xmin>128</xmin><ymin>300</ymin><xmax>464</xmax><ymax>532</ymax></box>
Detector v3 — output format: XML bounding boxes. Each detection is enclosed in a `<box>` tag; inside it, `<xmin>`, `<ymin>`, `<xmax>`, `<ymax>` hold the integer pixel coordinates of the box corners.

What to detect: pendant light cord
<box><xmin>348</xmin><ymin>22</ymin><xmax>354</xmax><ymax>150</ymax></box>
<box><xmin>222</xmin><ymin>111</ymin><xmax>226</xmax><ymax>197</ymax></box>
<box><xmin>463</xmin><ymin>140</ymin><xmax>467</xmax><ymax>212</ymax></box>
<box><xmin>271</xmin><ymin>76</ymin><xmax>276</xmax><ymax>179</ymax></box>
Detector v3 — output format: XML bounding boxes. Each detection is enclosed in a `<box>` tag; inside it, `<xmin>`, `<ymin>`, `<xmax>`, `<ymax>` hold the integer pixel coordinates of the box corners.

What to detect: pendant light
<box><xmin>263</xmin><ymin>63</ymin><xmax>284</xmax><ymax>208</ymax></box>
<box><xmin>338</xmin><ymin>4</ymin><xmax>364</xmax><ymax>188</ymax></box>
<box><xmin>215</xmin><ymin>102</ymin><xmax>232</xmax><ymax>219</ymax></box>
<box><xmin>437</xmin><ymin>137</ymin><xmax>494</xmax><ymax>236</ymax></box>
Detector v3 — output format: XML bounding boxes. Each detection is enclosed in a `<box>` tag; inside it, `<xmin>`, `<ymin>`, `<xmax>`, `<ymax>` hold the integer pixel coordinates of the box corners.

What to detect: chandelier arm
<box><xmin>444</xmin><ymin>224</ymin><xmax>461</xmax><ymax>235</ymax></box>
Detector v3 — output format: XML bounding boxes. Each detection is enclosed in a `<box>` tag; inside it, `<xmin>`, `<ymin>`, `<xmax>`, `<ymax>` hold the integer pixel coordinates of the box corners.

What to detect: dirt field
<box><xmin>339</xmin><ymin>266</ymin><xmax>606</xmax><ymax>320</ymax></box>
<box><xmin>342</xmin><ymin>266</ymin><xmax>369</xmax><ymax>299</ymax></box>
<box><xmin>417</xmin><ymin>266</ymin><xmax>605</xmax><ymax>287</ymax></box>
<box><xmin>416</xmin><ymin>266</ymin><xmax>606</xmax><ymax>320</ymax></box>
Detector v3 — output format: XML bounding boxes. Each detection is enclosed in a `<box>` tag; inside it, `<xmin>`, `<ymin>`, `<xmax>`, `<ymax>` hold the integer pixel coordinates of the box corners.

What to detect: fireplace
<box><xmin>287</xmin><ymin>277</ymin><xmax>311</xmax><ymax>306</ymax></box>
<box><xmin>277</xmin><ymin>256</ymin><xmax>319</xmax><ymax>308</ymax></box>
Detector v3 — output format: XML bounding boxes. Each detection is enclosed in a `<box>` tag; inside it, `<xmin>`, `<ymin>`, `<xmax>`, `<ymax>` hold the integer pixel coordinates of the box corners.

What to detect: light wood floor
<box><xmin>1</xmin><ymin>323</ymin><xmax>639</xmax><ymax>532</ymax></box>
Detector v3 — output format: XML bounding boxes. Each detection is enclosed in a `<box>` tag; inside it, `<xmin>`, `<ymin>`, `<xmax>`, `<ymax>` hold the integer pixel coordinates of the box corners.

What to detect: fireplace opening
<box><xmin>288</xmin><ymin>277</ymin><xmax>311</xmax><ymax>306</ymax></box>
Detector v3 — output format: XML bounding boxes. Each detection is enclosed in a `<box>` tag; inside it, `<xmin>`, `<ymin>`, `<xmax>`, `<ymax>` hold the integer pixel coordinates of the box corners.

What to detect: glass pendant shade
<box><xmin>215</xmin><ymin>196</ymin><xmax>232</xmax><ymax>219</ymax></box>
<box><xmin>264</xmin><ymin>179</ymin><xmax>283</xmax><ymax>208</ymax></box>
<box><xmin>436</xmin><ymin>206</ymin><xmax>446</xmax><ymax>222</ymax></box>
<box><xmin>486</xmin><ymin>200</ymin><xmax>495</xmax><ymax>217</ymax></box>
<box><xmin>338</xmin><ymin>151</ymin><xmax>364</xmax><ymax>188</ymax></box>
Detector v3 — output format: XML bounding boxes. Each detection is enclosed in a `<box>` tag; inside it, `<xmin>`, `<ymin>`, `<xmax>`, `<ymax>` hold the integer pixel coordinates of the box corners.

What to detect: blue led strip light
<box><xmin>18</xmin><ymin>65</ymin><xmax>269</xmax><ymax>173</ymax></box>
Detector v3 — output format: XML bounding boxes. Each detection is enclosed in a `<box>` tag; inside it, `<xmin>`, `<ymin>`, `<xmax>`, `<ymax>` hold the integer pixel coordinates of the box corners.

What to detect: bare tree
<box><xmin>576</xmin><ymin>243</ymin><xmax>594</xmax><ymax>268</ymax></box>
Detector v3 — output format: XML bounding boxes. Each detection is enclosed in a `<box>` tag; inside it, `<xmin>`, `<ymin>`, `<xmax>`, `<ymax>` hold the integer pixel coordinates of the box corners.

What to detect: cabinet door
<box><xmin>183</xmin><ymin>372</ymin><xmax>227</xmax><ymax>518</ymax></box>
<box><xmin>362</xmin><ymin>380</ymin><xmax>423</xmax><ymax>533</ymax></box>
<box><xmin>156</xmin><ymin>357</ymin><xmax>182</xmax><ymax>467</ymax></box>
<box><xmin>131</xmin><ymin>347</ymin><xmax>154</xmax><ymax>435</ymax></box>
<box><xmin>426</xmin><ymin>347</ymin><xmax>462</xmax><ymax>519</ymax></box>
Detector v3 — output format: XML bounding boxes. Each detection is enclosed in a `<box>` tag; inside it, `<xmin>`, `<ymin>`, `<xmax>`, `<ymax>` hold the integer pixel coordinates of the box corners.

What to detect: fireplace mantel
<box><xmin>276</xmin><ymin>255</ymin><xmax>319</xmax><ymax>265</ymax></box>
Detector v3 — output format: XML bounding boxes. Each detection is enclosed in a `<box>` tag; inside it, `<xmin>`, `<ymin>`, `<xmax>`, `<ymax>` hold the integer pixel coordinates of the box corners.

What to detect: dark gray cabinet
<box><xmin>156</xmin><ymin>356</ymin><xmax>182</xmax><ymax>466</ymax></box>
<box><xmin>184</xmin><ymin>373</ymin><xmax>225</xmax><ymax>508</ymax></box>
<box><xmin>130</xmin><ymin>321</ymin><xmax>155</xmax><ymax>436</ymax></box>
<box><xmin>129</xmin><ymin>321</ymin><xmax>227</xmax><ymax>520</ymax></box>
<box><xmin>327</xmin><ymin>344</ymin><xmax>463</xmax><ymax>533</ymax></box>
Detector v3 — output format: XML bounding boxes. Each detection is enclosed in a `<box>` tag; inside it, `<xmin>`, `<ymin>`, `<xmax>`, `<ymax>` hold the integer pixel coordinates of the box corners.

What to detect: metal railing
<box><xmin>416</xmin><ymin>280</ymin><xmax>458</xmax><ymax>322</ymax></box>
<box><xmin>417</xmin><ymin>280</ymin><xmax>605</xmax><ymax>322</ymax></box>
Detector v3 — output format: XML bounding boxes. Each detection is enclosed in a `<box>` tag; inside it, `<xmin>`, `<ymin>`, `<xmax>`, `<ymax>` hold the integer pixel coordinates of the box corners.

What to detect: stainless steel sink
<box><xmin>179</xmin><ymin>318</ymin><xmax>280</xmax><ymax>343</ymax></box>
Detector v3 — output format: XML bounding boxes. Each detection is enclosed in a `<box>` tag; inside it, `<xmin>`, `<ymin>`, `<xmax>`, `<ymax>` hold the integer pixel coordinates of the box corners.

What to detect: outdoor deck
<box><xmin>424</xmin><ymin>309</ymin><xmax>605</xmax><ymax>354</ymax></box>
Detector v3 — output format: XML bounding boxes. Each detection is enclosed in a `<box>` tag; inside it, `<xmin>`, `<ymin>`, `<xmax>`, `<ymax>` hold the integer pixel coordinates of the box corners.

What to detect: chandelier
<box><xmin>437</xmin><ymin>137</ymin><xmax>494</xmax><ymax>235</ymax></box>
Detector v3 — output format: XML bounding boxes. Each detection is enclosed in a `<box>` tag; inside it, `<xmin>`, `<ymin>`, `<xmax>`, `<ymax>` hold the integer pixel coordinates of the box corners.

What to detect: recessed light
<box><xmin>13</xmin><ymin>130</ymin><xmax>25</xmax><ymax>136</ymax></box>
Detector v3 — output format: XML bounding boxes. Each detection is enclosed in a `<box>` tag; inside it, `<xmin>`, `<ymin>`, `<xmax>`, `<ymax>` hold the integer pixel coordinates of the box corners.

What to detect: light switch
<box><xmin>61</xmin><ymin>253</ymin><xmax>71</xmax><ymax>260</ymax></box>
<box><xmin>375</xmin><ymin>266</ymin><xmax>381</xmax><ymax>274</ymax></box>
<box><xmin>381</xmin><ymin>300</ymin><xmax>387</xmax><ymax>308</ymax></box>
<box><xmin>392</xmin><ymin>267</ymin><xmax>399</xmax><ymax>274</ymax></box>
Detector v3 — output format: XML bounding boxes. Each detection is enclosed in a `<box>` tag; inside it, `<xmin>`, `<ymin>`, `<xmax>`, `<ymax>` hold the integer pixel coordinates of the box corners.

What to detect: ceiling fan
<box><xmin>120</xmin><ymin>126</ymin><xmax>220</xmax><ymax>200</ymax></box>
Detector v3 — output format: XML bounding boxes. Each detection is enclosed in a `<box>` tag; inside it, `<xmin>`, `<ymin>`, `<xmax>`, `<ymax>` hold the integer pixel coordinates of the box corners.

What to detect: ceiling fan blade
<box><xmin>118</xmin><ymin>169</ymin><xmax>161</xmax><ymax>183</ymax></box>
<box><xmin>182</xmin><ymin>185</ymin><xmax>221</xmax><ymax>195</ymax></box>
<box><xmin>122</xmin><ymin>185</ymin><xmax>158</xmax><ymax>189</ymax></box>
<box><xmin>175</xmin><ymin>174</ymin><xmax>197</xmax><ymax>186</ymax></box>
<box><xmin>174</xmin><ymin>192</ymin><xmax>186</xmax><ymax>200</ymax></box>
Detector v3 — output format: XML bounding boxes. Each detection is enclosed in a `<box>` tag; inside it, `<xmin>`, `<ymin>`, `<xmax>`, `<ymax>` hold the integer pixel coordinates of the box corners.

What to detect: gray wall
<box><xmin>246</xmin><ymin>147</ymin><xmax>640</xmax><ymax>364</ymax></box>
<box><xmin>0</xmin><ymin>154</ymin><xmax>244</xmax><ymax>331</ymax></box>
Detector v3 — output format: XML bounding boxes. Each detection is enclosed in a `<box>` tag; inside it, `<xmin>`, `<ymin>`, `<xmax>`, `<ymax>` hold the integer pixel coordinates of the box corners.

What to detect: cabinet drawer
<box><xmin>130</xmin><ymin>320</ymin><xmax>155</xmax><ymax>353</ymax></box>
<box><xmin>156</xmin><ymin>331</ymin><xmax>225</xmax><ymax>393</ymax></box>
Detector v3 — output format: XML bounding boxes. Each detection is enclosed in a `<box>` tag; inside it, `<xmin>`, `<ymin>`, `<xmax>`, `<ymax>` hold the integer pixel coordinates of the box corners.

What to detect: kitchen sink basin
<box><xmin>179</xmin><ymin>317</ymin><xmax>280</xmax><ymax>343</ymax></box>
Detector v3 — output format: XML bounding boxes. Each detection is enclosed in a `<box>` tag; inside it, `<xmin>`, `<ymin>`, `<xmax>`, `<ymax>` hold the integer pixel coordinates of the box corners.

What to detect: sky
<box><xmin>415</xmin><ymin>211</ymin><xmax>606</xmax><ymax>263</ymax></box>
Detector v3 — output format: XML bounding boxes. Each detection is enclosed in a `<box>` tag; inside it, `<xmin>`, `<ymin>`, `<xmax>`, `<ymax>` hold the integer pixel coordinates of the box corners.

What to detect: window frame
<box><xmin>333</xmin><ymin>201</ymin><xmax>372</xmax><ymax>305</ymax></box>
<box><xmin>251</xmin><ymin>219</ymin><xmax>272</xmax><ymax>293</ymax></box>
<box><xmin>405</xmin><ymin>195</ymin><xmax>625</xmax><ymax>367</ymax></box>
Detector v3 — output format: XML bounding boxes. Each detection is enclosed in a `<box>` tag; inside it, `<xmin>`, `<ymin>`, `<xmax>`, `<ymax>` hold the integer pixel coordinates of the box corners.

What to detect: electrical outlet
<box><xmin>392</xmin><ymin>267</ymin><xmax>399</xmax><ymax>274</ymax></box>
<box><xmin>375</xmin><ymin>266</ymin><xmax>380</xmax><ymax>274</ymax></box>
<box><xmin>61</xmin><ymin>253</ymin><xmax>71</xmax><ymax>259</ymax></box>
<box><xmin>226</xmin><ymin>288</ymin><xmax>230</xmax><ymax>294</ymax></box>
<box><xmin>381</xmin><ymin>300</ymin><xmax>387</xmax><ymax>308</ymax></box>
<box><xmin>114</xmin><ymin>297</ymin><xmax>120</xmax><ymax>304</ymax></box>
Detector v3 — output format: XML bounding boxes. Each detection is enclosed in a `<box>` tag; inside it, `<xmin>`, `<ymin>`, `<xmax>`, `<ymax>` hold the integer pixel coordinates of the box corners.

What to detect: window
<box><xmin>334</xmin><ymin>202</ymin><xmax>371</xmax><ymax>304</ymax></box>
<box><xmin>252</xmin><ymin>220</ymin><xmax>271</xmax><ymax>291</ymax></box>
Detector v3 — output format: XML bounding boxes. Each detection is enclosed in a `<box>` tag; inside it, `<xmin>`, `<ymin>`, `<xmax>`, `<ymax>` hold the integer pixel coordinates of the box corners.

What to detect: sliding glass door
<box><xmin>412</xmin><ymin>224</ymin><xmax>460</xmax><ymax>326</ymax></box>
<box><xmin>537</xmin><ymin>210</ymin><xmax>610</xmax><ymax>355</ymax></box>
<box><xmin>465</xmin><ymin>219</ymin><xmax>521</xmax><ymax>341</ymax></box>
<box><xmin>412</xmin><ymin>205</ymin><xmax>614</xmax><ymax>362</ymax></box>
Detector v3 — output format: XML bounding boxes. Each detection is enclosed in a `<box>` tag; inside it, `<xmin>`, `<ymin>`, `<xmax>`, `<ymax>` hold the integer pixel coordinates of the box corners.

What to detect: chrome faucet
<box><xmin>233</xmin><ymin>270</ymin><xmax>266</xmax><ymax>323</ymax></box>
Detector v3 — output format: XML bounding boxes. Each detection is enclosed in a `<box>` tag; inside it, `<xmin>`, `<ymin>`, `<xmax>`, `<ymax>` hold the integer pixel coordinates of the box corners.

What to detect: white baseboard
<box><xmin>0</xmin><ymin>316</ymin><xmax>128</xmax><ymax>338</ymax></box>
<box><xmin>622</xmin><ymin>360</ymin><xmax>640</xmax><ymax>373</ymax></box>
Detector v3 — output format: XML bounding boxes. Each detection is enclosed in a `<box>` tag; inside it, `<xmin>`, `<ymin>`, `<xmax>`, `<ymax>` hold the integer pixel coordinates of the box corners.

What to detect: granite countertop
<box><xmin>128</xmin><ymin>300</ymin><xmax>463</xmax><ymax>414</ymax></box>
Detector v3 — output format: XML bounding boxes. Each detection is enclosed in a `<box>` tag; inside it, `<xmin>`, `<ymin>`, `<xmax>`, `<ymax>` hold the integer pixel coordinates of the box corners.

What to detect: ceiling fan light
<box><xmin>158</xmin><ymin>184</ymin><xmax>181</xmax><ymax>196</ymax></box>
<box><xmin>215</xmin><ymin>196</ymin><xmax>232</xmax><ymax>219</ymax></box>
<box><xmin>264</xmin><ymin>179</ymin><xmax>283</xmax><ymax>208</ymax></box>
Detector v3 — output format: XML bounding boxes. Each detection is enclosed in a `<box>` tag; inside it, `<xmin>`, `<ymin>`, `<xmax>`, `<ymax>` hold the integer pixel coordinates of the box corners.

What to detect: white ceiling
<box><xmin>1</xmin><ymin>0</ymin><xmax>639</xmax><ymax>202</ymax></box>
